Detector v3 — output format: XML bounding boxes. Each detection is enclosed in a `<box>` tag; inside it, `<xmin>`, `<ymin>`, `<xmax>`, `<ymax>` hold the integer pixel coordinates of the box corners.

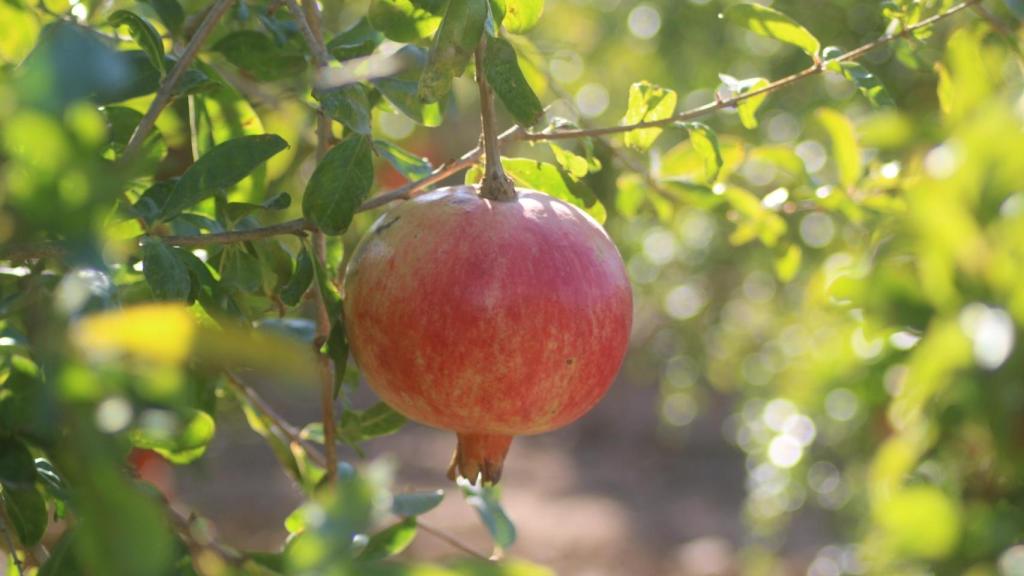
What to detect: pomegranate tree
<box><xmin>343</xmin><ymin>185</ymin><xmax>632</xmax><ymax>483</ymax></box>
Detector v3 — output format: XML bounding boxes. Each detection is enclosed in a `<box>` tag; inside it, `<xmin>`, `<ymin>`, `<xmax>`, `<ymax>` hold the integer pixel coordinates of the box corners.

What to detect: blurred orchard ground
<box><xmin>1</xmin><ymin>0</ymin><xmax>1024</xmax><ymax>574</ymax></box>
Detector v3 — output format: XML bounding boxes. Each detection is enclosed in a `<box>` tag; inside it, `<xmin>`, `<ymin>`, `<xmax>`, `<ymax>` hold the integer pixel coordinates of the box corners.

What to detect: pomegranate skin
<box><xmin>343</xmin><ymin>185</ymin><xmax>632</xmax><ymax>481</ymax></box>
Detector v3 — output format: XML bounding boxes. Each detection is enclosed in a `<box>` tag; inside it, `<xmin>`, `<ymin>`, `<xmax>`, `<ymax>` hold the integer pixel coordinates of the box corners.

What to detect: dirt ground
<box><xmin>173</xmin><ymin>372</ymin><xmax>833</xmax><ymax>576</ymax></box>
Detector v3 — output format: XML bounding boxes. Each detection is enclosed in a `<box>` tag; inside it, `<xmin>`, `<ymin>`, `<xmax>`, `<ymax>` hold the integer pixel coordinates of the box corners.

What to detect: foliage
<box><xmin>0</xmin><ymin>0</ymin><xmax>1022</xmax><ymax>573</ymax></box>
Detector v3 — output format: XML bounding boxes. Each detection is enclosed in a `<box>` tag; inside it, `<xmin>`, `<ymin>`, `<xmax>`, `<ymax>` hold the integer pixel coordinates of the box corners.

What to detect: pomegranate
<box><xmin>343</xmin><ymin>185</ymin><xmax>632</xmax><ymax>483</ymax></box>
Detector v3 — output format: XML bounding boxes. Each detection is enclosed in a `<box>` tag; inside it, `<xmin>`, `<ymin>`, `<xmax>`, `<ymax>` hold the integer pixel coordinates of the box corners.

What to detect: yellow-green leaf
<box><xmin>621</xmin><ymin>81</ymin><xmax>677</xmax><ymax>151</ymax></box>
<box><xmin>815</xmin><ymin>107</ymin><xmax>862</xmax><ymax>189</ymax></box>
<box><xmin>724</xmin><ymin>3</ymin><xmax>820</xmax><ymax>59</ymax></box>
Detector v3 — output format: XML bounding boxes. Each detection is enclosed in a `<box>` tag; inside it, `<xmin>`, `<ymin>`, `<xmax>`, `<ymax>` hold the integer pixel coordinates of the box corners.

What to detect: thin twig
<box><xmin>521</xmin><ymin>0</ymin><xmax>981</xmax><ymax>142</ymax></box>
<box><xmin>416</xmin><ymin>520</ymin><xmax>490</xmax><ymax>560</ymax></box>
<box><xmin>121</xmin><ymin>0</ymin><xmax>236</xmax><ymax>161</ymax></box>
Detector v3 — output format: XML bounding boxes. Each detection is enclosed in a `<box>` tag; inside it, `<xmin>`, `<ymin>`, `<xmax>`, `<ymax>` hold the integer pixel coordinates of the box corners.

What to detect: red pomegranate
<box><xmin>343</xmin><ymin>185</ymin><xmax>632</xmax><ymax>483</ymax></box>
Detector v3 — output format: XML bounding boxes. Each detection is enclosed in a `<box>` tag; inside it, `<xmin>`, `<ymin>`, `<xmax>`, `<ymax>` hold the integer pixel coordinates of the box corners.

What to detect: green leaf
<box><xmin>157</xmin><ymin>134</ymin><xmax>288</xmax><ymax>221</ymax></box>
<box><xmin>37</xmin><ymin>528</ymin><xmax>82</xmax><ymax>576</ymax></box>
<box><xmin>35</xmin><ymin>459</ymin><xmax>68</xmax><ymax>502</ymax></box>
<box><xmin>224</xmin><ymin>192</ymin><xmax>292</xmax><ymax>222</ymax></box>
<box><xmin>677</xmin><ymin>122</ymin><xmax>722</xmax><ymax>184</ymax></box>
<box><xmin>502</xmin><ymin>158</ymin><xmax>607</xmax><ymax>223</ymax></box>
<box><xmin>484</xmin><ymin>36</ymin><xmax>543</xmax><ymax>126</ymax></box>
<box><xmin>459</xmin><ymin>478</ymin><xmax>516</xmax><ymax>548</ymax></box>
<box><xmin>724</xmin><ymin>3</ymin><xmax>821</xmax><ymax>59</ymax></box>
<box><xmin>141</xmin><ymin>239</ymin><xmax>191</xmax><ymax>301</ymax></box>
<box><xmin>876</xmin><ymin>486</ymin><xmax>962</xmax><ymax>560</ymax></box>
<box><xmin>104</xmin><ymin>105</ymin><xmax>166</xmax><ymax>162</ymax></box>
<box><xmin>621</xmin><ymin>81</ymin><xmax>677</xmax><ymax>151</ymax></box>
<box><xmin>140</xmin><ymin>0</ymin><xmax>184</xmax><ymax>36</ymax></box>
<box><xmin>0</xmin><ymin>436</ymin><xmax>38</xmax><ymax>486</ymax></box>
<box><xmin>108</xmin><ymin>10</ymin><xmax>166</xmax><ymax>74</ymax></box>
<box><xmin>719</xmin><ymin>74</ymin><xmax>769</xmax><ymax>129</ymax></box>
<box><xmin>1</xmin><ymin>485</ymin><xmax>47</xmax><ymax>546</ymax></box>
<box><xmin>314</xmin><ymin>84</ymin><xmax>372</xmax><ymax>135</ymax></box>
<box><xmin>280</xmin><ymin>245</ymin><xmax>314</xmax><ymax>307</ymax></box>
<box><xmin>374</xmin><ymin>140</ymin><xmax>434</xmax><ymax>181</ymax></box>
<box><xmin>815</xmin><ymin>107</ymin><xmax>862</xmax><ymax>189</ymax></box>
<box><xmin>337</xmin><ymin>402</ymin><xmax>407</xmax><ymax>445</ymax></box>
<box><xmin>489</xmin><ymin>0</ymin><xmax>544</xmax><ymax>32</ymax></box>
<box><xmin>548</xmin><ymin>143</ymin><xmax>589</xmax><ymax>181</ymax></box>
<box><xmin>368</xmin><ymin>0</ymin><xmax>444</xmax><ymax>42</ymax></box>
<box><xmin>357</xmin><ymin>517</ymin><xmax>418</xmax><ymax>561</ymax></box>
<box><xmin>129</xmin><ymin>409</ymin><xmax>216</xmax><ymax>464</ymax></box>
<box><xmin>372</xmin><ymin>46</ymin><xmax>446</xmax><ymax>126</ymax></box>
<box><xmin>1005</xmin><ymin>0</ymin><xmax>1024</xmax><ymax>19</ymax></box>
<box><xmin>775</xmin><ymin>243</ymin><xmax>802</xmax><ymax>282</ymax></box>
<box><xmin>302</xmin><ymin>135</ymin><xmax>375</xmax><ymax>235</ymax></box>
<box><xmin>326</xmin><ymin>18</ymin><xmax>384</xmax><ymax>62</ymax></box>
<box><xmin>212</xmin><ymin>30</ymin><xmax>307</xmax><ymax>81</ymax></box>
<box><xmin>418</xmin><ymin>0</ymin><xmax>488</xmax><ymax>102</ymax></box>
<box><xmin>822</xmin><ymin>48</ymin><xmax>894</xmax><ymax>108</ymax></box>
<box><xmin>392</xmin><ymin>489</ymin><xmax>445</xmax><ymax>517</ymax></box>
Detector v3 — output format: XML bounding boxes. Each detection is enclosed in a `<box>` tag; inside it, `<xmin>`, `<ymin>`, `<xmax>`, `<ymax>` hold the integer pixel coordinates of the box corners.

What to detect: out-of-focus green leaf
<box><xmin>368</xmin><ymin>0</ymin><xmax>444</xmax><ymax>42</ymax></box>
<box><xmin>141</xmin><ymin>239</ymin><xmax>191</xmax><ymax>301</ymax></box>
<box><xmin>338</xmin><ymin>402</ymin><xmax>407</xmax><ymax>446</ymax></box>
<box><xmin>129</xmin><ymin>409</ymin><xmax>216</xmax><ymax>464</ymax></box>
<box><xmin>876</xmin><ymin>486</ymin><xmax>962</xmax><ymax>560</ymax></box>
<box><xmin>1</xmin><ymin>484</ymin><xmax>47</xmax><ymax>546</ymax></box>
<box><xmin>502</xmin><ymin>158</ymin><xmax>607</xmax><ymax>223</ymax></box>
<box><xmin>302</xmin><ymin>135</ymin><xmax>375</xmax><ymax>235</ymax></box>
<box><xmin>141</xmin><ymin>0</ymin><xmax>184</xmax><ymax>36</ymax></box>
<box><xmin>621</xmin><ymin>81</ymin><xmax>676</xmax><ymax>151</ymax></box>
<box><xmin>327</xmin><ymin>18</ymin><xmax>384</xmax><ymax>62</ymax></box>
<box><xmin>108</xmin><ymin>10</ymin><xmax>166</xmax><ymax>74</ymax></box>
<box><xmin>327</xmin><ymin>320</ymin><xmax>349</xmax><ymax>399</ymax></box>
<box><xmin>484</xmin><ymin>36</ymin><xmax>543</xmax><ymax>126</ymax></box>
<box><xmin>315</xmin><ymin>84</ymin><xmax>372</xmax><ymax>135</ymax></box>
<box><xmin>374</xmin><ymin>140</ymin><xmax>434</xmax><ymax>181</ymax></box>
<box><xmin>157</xmin><ymin>134</ymin><xmax>288</xmax><ymax>221</ymax></box>
<box><xmin>775</xmin><ymin>243</ymin><xmax>802</xmax><ymax>282</ymax></box>
<box><xmin>724</xmin><ymin>3</ymin><xmax>820</xmax><ymax>59</ymax></box>
<box><xmin>822</xmin><ymin>47</ymin><xmax>894</xmax><ymax>108</ymax></box>
<box><xmin>676</xmin><ymin>122</ymin><xmax>722</xmax><ymax>184</ymax></box>
<box><xmin>815</xmin><ymin>107</ymin><xmax>862</xmax><ymax>189</ymax></box>
<box><xmin>458</xmin><ymin>478</ymin><xmax>516</xmax><ymax>548</ymax></box>
<box><xmin>357</xmin><ymin>517</ymin><xmax>418</xmax><ymax>560</ymax></box>
<box><xmin>719</xmin><ymin>74</ymin><xmax>769</xmax><ymax>129</ymax></box>
<box><xmin>418</xmin><ymin>0</ymin><xmax>488</xmax><ymax>102</ymax></box>
<box><xmin>392</xmin><ymin>489</ymin><xmax>445</xmax><ymax>517</ymax></box>
<box><xmin>212</xmin><ymin>30</ymin><xmax>306</xmax><ymax>81</ymax></box>
<box><xmin>280</xmin><ymin>245</ymin><xmax>314</xmax><ymax>307</ymax></box>
<box><xmin>372</xmin><ymin>46</ymin><xmax>446</xmax><ymax>126</ymax></box>
<box><xmin>103</xmin><ymin>106</ymin><xmax>166</xmax><ymax>162</ymax></box>
<box><xmin>0</xmin><ymin>436</ymin><xmax>38</xmax><ymax>486</ymax></box>
<box><xmin>37</xmin><ymin>528</ymin><xmax>81</xmax><ymax>576</ymax></box>
<box><xmin>489</xmin><ymin>0</ymin><xmax>544</xmax><ymax>32</ymax></box>
<box><xmin>1004</xmin><ymin>0</ymin><xmax>1024</xmax><ymax>19</ymax></box>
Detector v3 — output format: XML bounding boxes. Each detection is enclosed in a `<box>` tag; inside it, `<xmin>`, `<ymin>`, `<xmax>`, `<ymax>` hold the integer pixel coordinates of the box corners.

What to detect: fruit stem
<box><xmin>474</xmin><ymin>38</ymin><xmax>517</xmax><ymax>202</ymax></box>
<box><xmin>447</xmin><ymin>432</ymin><xmax>514</xmax><ymax>485</ymax></box>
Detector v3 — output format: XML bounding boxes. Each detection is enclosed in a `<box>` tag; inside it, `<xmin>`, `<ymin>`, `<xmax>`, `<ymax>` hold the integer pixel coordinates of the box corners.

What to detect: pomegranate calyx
<box><xmin>446</xmin><ymin>432</ymin><xmax>514</xmax><ymax>485</ymax></box>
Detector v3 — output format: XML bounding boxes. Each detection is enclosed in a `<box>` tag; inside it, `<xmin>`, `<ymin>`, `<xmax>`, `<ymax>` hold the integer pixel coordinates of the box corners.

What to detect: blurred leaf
<box><xmin>484</xmin><ymin>36</ymin><xmax>543</xmax><ymax>126</ymax></box>
<box><xmin>302</xmin><ymin>135</ymin><xmax>375</xmax><ymax>235</ymax></box>
<box><xmin>502</xmin><ymin>158</ymin><xmax>607</xmax><ymax>223</ymax></box>
<box><xmin>374</xmin><ymin>139</ymin><xmax>434</xmax><ymax>180</ymax></box>
<box><xmin>129</xmin><ymin>409</ymin><xmax>216</xmax><ymax>464</ymax></box>
<box><xmin>676</xmin><ymin>122</ymin><xmax>722</xmax><ymax>184</ymax></box>
<box><xmin>285</xmin><ymin>472</ymin><xmax>374</xmax><ymax>569</ymax></box>
<box><xmin>71</xmin><ymin>303</ymin><xmax>196</xmax><ymax>365</ymax></box>
<box><xmin>315</xmin><ymin>84</ymin><xmax>372</xmax><ymax>135</ymax></box>
<box><xmin>392</xmin><ymin>489</ymin><xmax>445</xmax><ymax>517</ymax></box>
<box><xmin>327</xmin><ymin>320</ymin><xmax>350</xmax><ymax>399</ymax></box>
<box><xmin>368</xmin><ymin>0</ymin><xmax>444</xmax><ymax>42</ymax></box>
<box><xmin>37</xmin><ymin>528</ymin><xmax>82</xmax><ymax>576</ymax></box>
<box><xmin>212</xmin><ymin>30</ymin><xmax>307</xmax><ymax>81</ymax></box>
<box><xmin>418</xmin><ymin>0</ymin><xmax>488</xmax><ymax>102</ymax></box>
<box><xmin>724</xmin><ymin>3</ymin><xmax>820</xmax><ymax>59</ymax></box>
<box><xmin>327</xmin><ymin>18</ymin><xmax>384</xmax><ymax>62</ymax></box>
<box><xmin>815</xmin><ymin>107</ymin><xmax>862</xmax><ymax>189</ymax></box>
<box><xmin>357</xmin><ymin>517</ymin><xmax>417</xmax><ymax>561</ymax></box>
<box><xmin>822</xmin><ymin>48</ymin><xmax>893</xmax><ymax>108</ymax></box>
<box><xmin>103</xmin><ymin>106</ymin><xmax>166</xmax><ymax>162</ymax></box>
<box><xmin>774</xmin><ymin>243</ymin><xmax>802</xmax><ymax>282</ymax></box>
<box><xmin>488</xmin><ymin>0</ymin><xmax>543</xmax><ymax>33</ymax></box>
<box><xmin>108</xmin><ymin>10</ymin><xmax>165</xmax><ymax>74</ymax></box>
<box><xmin>876</xmin><ymin>486</ymin><xmax>962</xmax><ymax>560</ymax></box>
<box><xmin>141</xmin><ymin>239</ymin><xmax>191</xmax><ymax>301</ymax></box>
<box><xmin>280</xmin><ymin>245</ymin><xmax>314</xmax><ymax>307</ymax></box>
<box><xmin>458</xmin><ymin>478</ymin><xmax>516</xmax><ymax>548</ymax></box>
<box><xmin>157</xmin><ymin>134</ymin><xmax>288</xmax><ymax>221</ymax></box>
<box><xmin>1</xmin><ymin>484</ymin><xmax>47</xmax><ymax>546</ymax></box>
<box><xmin>935</xmin><ymin>62</ymin><xmax>953</xmax><ymax>116</ymax></box>
<box><xmin>1004</xmin><ymin>0</ymin><xmax>1024</xmax><ymax>19</ymax></box>
<box><xmin>0</xmin><ymin>436</ymin><xmax>38</xmax><ymax>486</ymax></box>
<box><xmin>372</xmin><ymin>46</ymin><xmax>445</xmax><ymax>126</ymax></box>
<box><xmin>141</xmin><ymin>0</ymin><xmax>184</xmax><ymax>36</ymax></box>
<box><xmin>338</xmin><ymin>402</ymin><xmax>407</xmax><ymax>446</ymax></box>
<box><xmin>621</xmin><ymin>81</ymin><xmax>676</xmax><ymax>151</ymax></box>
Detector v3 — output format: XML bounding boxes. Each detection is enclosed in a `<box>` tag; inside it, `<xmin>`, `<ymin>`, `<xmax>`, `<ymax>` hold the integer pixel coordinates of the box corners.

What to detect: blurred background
<box><xmin>2</xmin><ymin>0</ymin><xmax>1024</xmax><ymax>574</ymax></box>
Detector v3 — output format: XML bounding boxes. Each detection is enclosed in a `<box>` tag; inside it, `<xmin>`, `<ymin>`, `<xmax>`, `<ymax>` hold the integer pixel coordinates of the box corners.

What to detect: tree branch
<box><xmin>521</xmin><ymin>0</ymin><xmax>981</xmax><ymax>143</ymax></box>
<box><xmin>121</xmin><ymin>0</ymin><xmax>236</xmax><ymax>161</ymax></box>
